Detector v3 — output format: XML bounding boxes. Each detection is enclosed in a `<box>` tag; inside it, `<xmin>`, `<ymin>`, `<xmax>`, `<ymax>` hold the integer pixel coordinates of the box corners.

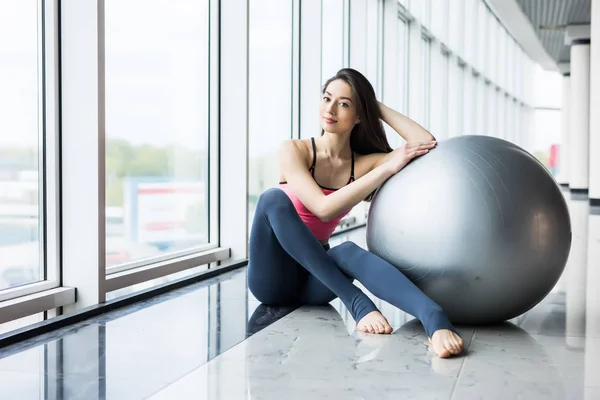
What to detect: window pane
<box><xmin>486</xmin><ymin>84</ymin><xmax>497</xmax><ymax>137</ymax></box>
<box><xmin>322</xmin><ymin>0</ymin><xmax>344</xmax><ymax>81</ymax></box>
<box><xmin>497</xmin><ymin>91</ymin><xmax>506</xmax><ymax>139</ymax></box>
<box><xmin>421</xmin><ymin>36</ymin><xmax>431</xmax><ymax>130</ymax></box>
<box><xmin>462</xmin><ymin>69</ymin><xmax>474</xmax><ymax>134</ymax></box>
<box><xmin>441</xmin><ymin>52</ymin><xmax>450</xmax><ymax>139</ymax></box>
<box><xmin>388</xmin><ymin>18</ymin><xmax>409</xmax><ymax>148</ymax></box>
<box><xmin>476</xmin><ymin>76</ymin><xmax>487</xmax><ymax>135</ymax></box>
<box><xmin>0</xmin><ymin>1</ymin><xmax>42</xmax><ymax>290</ymax></box>
<box><xmin>105</xmin><ymin>0</ymin><xmax>210</xmax><ymax>268</ymax></box>
<box><xmin>431</xmin><ymin>50</ymin><xmax>449</xmax><ymax>140</ymax></box>
<box><xmin>248</xmin><ymin>0</ymin><xmax>293</xmax><ymax>227</ymax></box>
<box><xmin>448</xmin><ymin>61</ymin><xmax>464</xmax><ymax>138</ymax></box>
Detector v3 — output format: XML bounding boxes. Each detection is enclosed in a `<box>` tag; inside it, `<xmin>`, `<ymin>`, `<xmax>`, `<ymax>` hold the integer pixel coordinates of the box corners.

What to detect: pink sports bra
<box><xmin>279</xmin><ymin>137</ymin><xmax>355</xmax><ymax>241</ymax></box>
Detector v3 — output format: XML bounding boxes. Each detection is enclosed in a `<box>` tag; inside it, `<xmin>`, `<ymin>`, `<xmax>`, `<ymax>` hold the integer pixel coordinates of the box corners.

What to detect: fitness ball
<box><xmin>366</xmin><ymin>135</ymin><xmax>571</xmax><ymax>325</ymax></box>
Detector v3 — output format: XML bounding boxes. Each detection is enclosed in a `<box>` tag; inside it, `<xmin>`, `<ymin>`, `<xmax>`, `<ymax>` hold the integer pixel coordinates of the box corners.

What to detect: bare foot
<box><xmin>429</xmin><ymin>329</ymin><xmax>464</xmax><ymax>358</ymax></box>
<box><xmin>356</xmin><ymin>311</ymin><xmax>393</xmax><ymax>334</ymax></box>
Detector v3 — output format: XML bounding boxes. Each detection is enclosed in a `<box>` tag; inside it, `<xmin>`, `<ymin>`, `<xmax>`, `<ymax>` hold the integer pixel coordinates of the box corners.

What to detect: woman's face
<box><xmin>319</xmin><ymin>79</ymin><xmax>360</xmax><ymax>134</ymax></box>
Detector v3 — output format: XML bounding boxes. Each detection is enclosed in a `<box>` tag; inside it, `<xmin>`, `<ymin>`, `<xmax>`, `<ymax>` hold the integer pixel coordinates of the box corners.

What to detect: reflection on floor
<box><xmin>0</xmin><ymin>268</ymin><xmax>295</xmax><ymax>399</ymax></box>
<box><xmin>1</xmin><ymin>192</ymin><xmax>600</xmax><ymax>399</ymax></box>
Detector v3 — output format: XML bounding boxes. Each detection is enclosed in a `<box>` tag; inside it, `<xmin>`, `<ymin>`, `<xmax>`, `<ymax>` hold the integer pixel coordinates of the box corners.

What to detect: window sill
<box><xmin>105</xmin><ymin>247</ymin><xmax>230</xmax><ymax>292</ymax></box>
<box><xmin>0</xmin><ymin>287</ymin><xmax>76</xmax><ymax>325</ymax></box>
<box><xmin>0</xmin><ymin>258</ymin><xmax>244</xmax><ymax>348</ymax></box>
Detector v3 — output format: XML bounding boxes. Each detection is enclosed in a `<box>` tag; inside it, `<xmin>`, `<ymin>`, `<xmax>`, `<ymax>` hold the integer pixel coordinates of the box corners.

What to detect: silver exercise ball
<box><xmin>366</xmin><ymin>135</ymin><xmax>571</xmax><ymax>325</ymax></box>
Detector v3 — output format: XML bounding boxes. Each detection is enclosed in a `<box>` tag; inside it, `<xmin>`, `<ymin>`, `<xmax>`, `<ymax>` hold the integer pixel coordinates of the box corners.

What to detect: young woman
<box><xmin>247</xmin><ymin>68</ymin><xmax>464</xmax><ymax>358</ymax></box>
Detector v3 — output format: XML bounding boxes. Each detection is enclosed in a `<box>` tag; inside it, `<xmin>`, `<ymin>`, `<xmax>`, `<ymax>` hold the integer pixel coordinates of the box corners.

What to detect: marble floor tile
<box><xmin>148</xmin><ymin>306</ymin><xmax>466</xmax><ymax>400</ymax></box>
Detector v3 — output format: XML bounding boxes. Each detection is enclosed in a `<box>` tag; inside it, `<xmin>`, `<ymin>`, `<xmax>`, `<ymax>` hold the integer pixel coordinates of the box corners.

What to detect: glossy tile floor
<box><xmin>1</xmin><ymin>194</ymin><xmax>600</xmax><ymax>399</ymax></box>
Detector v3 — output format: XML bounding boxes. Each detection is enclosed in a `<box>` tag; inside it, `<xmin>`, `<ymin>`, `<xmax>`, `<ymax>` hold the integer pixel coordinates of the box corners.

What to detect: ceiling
<box><xmin>515</xmin><ymin>0</ymin><xmax>591</xmax><ymax>64</ymax></box>
<box><xmin>485</xmin><ymin>0</ymin><xmax>591</xmax><ymax>71</ymax></box>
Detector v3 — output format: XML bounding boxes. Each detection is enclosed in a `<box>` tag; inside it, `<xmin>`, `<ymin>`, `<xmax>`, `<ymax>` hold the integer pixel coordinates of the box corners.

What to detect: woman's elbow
<box><xmin>315</xmin><ymin>204</ymin><xmax>333</xmax><ymax>223</ymax></box>
<box><xmin>319</xmin><ymin>214</ymin><xmax>332</xmax><ymax>223</ymax></box>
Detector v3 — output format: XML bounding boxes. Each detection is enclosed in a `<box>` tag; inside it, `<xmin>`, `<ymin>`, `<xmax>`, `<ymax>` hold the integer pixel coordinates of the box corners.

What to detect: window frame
<box><xmin>102</xmin><ymin>0</ymin><xmax>220</xmax><ymax>277</ymax></box>
<box><xmin>0</xmin><ymin>0</ymin><xmax>61</xmax><ymax>303</ymax></box>
<box><xmin>1</xmin><ymin>0</ymin><xmax>229</xmax><ymax>322</ymax></box>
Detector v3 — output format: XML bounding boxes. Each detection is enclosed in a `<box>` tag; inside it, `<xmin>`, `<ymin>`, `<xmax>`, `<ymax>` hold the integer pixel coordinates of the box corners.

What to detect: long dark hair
<box><xmin>322</xmin><ymin>68</ymin><xmax>393</xmax><ymax>155</ymax></box>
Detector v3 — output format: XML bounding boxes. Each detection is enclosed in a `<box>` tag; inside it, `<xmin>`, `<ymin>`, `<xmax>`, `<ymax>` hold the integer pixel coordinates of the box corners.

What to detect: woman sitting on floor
<box><xmin>247</xmin><ymin>68</ymin><xmax>463</xmax><ymax>358</ymax></box>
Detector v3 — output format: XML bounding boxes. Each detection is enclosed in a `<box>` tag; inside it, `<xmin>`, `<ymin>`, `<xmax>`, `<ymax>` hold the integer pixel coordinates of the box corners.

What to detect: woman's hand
<box><xmin>383</xmin><ymin>140</ymin><xmax>436</xmax><ymax>174</ymax></box>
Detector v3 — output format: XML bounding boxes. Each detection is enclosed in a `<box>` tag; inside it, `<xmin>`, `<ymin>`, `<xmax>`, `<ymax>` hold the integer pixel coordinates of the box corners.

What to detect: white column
<box><xmin>565</xmin><ymin>198</ymin><xmax>589</xmax><ymax>347</ymax></box>
<box><xmin>220</xmin><ymin>0</ymin><xmax>249</xmax><ymax>263</ymax></box>
<box><xmin>558</xmin><ymin>73</ymin><xmax>570</xmax><ymax>186</ymax></box>
<box><xmin>585</xmin><ymin>212</ymin><xmax>600</xmax><ymax>394</ymax></box>
<box><xmin>590</xmin><ymin>0</ymin><xmax>600</xmax><ymax>203</ymax></box>
<box><xmin>61</xmin><ymin>0</ymin><xmax>106</xmax><ymax>308</ymax></box>
<box><xmin>568</xmin><ymin>41</ymin><xmax>591</xmax><ymax>192</ymax></box>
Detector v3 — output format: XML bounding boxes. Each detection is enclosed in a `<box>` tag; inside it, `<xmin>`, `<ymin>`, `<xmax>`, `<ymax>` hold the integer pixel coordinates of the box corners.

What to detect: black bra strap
<box><xmin>309</xmin><ymin>137</ymin><xmax>317</xmax><ymax>174</ymax></box>
<box><xmin>349</xmin><ymin>151</ymin><xmax>355</xmax><ymax>181</ymax></box>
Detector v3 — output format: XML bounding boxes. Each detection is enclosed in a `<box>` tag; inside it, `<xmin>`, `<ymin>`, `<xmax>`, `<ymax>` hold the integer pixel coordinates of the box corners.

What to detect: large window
<box><xmin>247</xmin><ymin>0</ymin><xmax>293</xmax><ymax>227</ymax></box>
<box><xmin>104</xmin><ymin>1</ymin><xmax>211</xmax><ymax>270</ymax></box>
<box><xmin>0</xmin><ymin>0</ymin><xmax>58</xmax><ymax>294</ymax></box>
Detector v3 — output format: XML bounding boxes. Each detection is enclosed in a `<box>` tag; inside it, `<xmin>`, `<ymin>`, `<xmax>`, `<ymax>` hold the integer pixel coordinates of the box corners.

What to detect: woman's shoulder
<box><xmin>279</xmin><ymin>138</ymin><xmax>312</xmax><ymax>157</ymax></box>
<box><xmin>278</xmin><ymin>138</ymin><xmax>313</xmax><ymax>165</ymax></box>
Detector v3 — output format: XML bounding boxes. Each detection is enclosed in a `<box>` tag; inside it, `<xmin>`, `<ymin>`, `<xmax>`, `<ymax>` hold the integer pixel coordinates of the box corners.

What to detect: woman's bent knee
<box><xmin>256</xmin><ymin>188</ymin><xmax>294</xmax><ymax>217</ymax></box>
<box><xmin>328</xmin><ymin>241</ymin><xmax>361</xmax><ymax>259</ymax></box>
<box><xmin>248</xmin><ymin>269</ymin><xmax>294</xmax><ymax>305</ymax></box>
<box><xmin>258</xmin><ymin>188</ymin><xmax>288</xmax><ymax>205</ymax></box>
<box><xmin>248</xmin><ymin>284</ymin><xmax>292</xmax><ymax>306</ymax></box>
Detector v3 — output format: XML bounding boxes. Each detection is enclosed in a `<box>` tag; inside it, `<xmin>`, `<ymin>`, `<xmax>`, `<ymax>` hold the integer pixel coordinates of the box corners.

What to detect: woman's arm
<box><xmin>278</xmin><ymin>140</ymin><xmax>427</xmax><ymax>222</ymax></box>
<box><xmin>378</xmin><ymin>101</ymin><xmax>436</xmax><ymax>143</ymax></box>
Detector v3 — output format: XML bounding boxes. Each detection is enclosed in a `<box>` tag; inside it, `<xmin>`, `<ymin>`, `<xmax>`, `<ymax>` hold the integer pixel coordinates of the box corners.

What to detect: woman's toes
<box><xmin>443</xmin><ymin>340</ymin><xmax>452</xmax><ymax>353</ymax></box>
<box><xmin>451</xmin><ymin>339</ymin><xmax>462</xmax><ymax>354</ymax></box>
